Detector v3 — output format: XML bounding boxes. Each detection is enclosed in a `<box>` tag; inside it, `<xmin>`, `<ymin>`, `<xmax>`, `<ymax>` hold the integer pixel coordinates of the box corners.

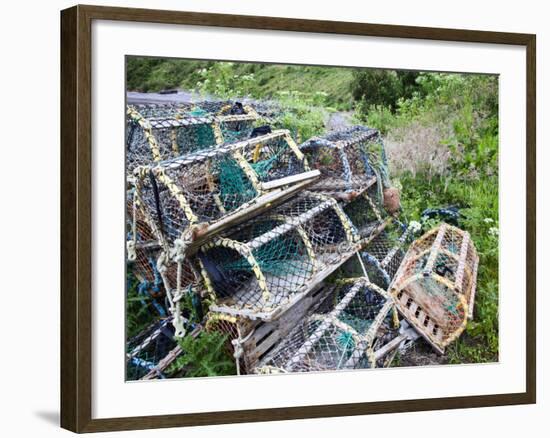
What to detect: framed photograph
<box><xmin>60</xmin><ymin>4</ymin><xmax>536</xmax><ymax>433</ymax></box>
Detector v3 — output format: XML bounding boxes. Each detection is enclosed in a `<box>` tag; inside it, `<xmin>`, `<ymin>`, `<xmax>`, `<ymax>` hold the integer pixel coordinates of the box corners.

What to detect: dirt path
<box><xmin>326</xmin><ymin>111</ymin><xmax>354</xmax><ymax>131</ymax></box>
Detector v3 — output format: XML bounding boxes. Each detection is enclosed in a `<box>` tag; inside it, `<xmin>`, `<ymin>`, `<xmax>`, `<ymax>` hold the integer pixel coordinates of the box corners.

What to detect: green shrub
<box><xmin>169</xmin><ymin>331</ymin><xmax>236</xmax><ymax>377</ymax></box>
<box><xmin>351</xmin><ymin>69</ymin><xmax>420</xmax><ymax>110</ymax></box>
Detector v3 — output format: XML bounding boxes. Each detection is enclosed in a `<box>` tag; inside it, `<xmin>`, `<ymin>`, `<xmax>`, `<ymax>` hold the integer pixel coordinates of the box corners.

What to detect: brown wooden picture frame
<box><xmin>60</xmin><ymin>4</ymin><xmax>536</xmax><ymax>433</ymax></box>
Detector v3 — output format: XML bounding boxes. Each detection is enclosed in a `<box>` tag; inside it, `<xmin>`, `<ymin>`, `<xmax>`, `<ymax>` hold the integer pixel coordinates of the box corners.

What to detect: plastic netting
<box><xmin>126</xmin><ymin>319</ymin><xmax>179</xmax><ymax>380</ymax></box>
<box><xmin>300</xmin><ymin>126</ymin><xmax>389</xmax><ymax>195</ymax></box>
<box><xmin>254</xmin><ymin>278</ymin><xmax>398</xmax><ymax>373</ymax></box>
<box><xmin>131</xmin><ymin>130</ymin><xmax>309</xmax><ymax>248</ymax></box>
<box><xmin>126</xmin><ymin>103</ymin><xmax>270</xmax><ymax>172</ymax></box>
<box><xmin>389</xmin><ymin>223</ymin><xmax>479</xmax><ymax>353</ymax></box>
<box><xmin>201</xmin><ymin>192</ymin><xmax>360</xmax><ymax>318</ymax></box>
<box><xmin>336</xmin><ymin>220</ymin><xmax>420</xmax><ymax>290</ymax></box>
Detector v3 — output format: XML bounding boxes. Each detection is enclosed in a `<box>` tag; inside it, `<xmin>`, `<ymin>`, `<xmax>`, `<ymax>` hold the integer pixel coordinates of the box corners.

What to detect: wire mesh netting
<box><xmin>254</xmin><ymin>278</ymin><xmax>397</xmax><ymax>373</ymax></box>
<box><xmin>341</xmin><ymin>183</ymin><xmax>386</xmax><ymax>238</ymax></box>
<box><xmin>201</xmin><ymin>192</ymin><xmax>360</xmax><ymax>318</ymax></box>
<box><xmin>131</xmin><ymin>130</ymin><xmax>310</xmax><ymax>248</ymax></box>
<box><xmin>389</xmin><ymin>223</ymin><xmax>479</xmax><ymax>353</ymax></box>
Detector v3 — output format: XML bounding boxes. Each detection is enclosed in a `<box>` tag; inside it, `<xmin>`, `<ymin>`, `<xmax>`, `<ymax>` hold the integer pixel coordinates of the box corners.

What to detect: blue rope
<box><xmin>131</xmin><ymin>357</ymin><xmax>166</xmax><ymax>379</ymax></box>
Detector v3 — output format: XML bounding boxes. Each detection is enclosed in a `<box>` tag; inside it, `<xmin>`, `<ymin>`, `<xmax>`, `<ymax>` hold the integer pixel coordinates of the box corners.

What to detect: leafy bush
<box><xmin>169</xmin><ymin>331</ymin><xmax>236</xmax><ymax>377</ymax></box>
<box><xmin>351</xmin><ymin>69</ymin><xmax>420</xmax><ymax>110</ymax></box>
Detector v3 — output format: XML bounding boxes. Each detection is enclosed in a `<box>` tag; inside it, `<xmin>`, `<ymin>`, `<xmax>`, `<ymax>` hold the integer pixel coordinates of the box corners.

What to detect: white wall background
<box><xmin>0</xmin><ymin>0</ymin><xmax>546</xmax><ymax>436</ymax></box>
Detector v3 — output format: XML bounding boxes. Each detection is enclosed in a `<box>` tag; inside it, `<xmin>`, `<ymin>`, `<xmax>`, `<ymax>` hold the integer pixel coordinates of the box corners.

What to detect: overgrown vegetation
<box><xmin>168</xmin><ymin>331</ymin><xmax>236</xmax><ymax>378</ymax></box>
<box><xmin>127</xmin><ymin>58</ymin><xmax>499</xmax><ymax>368</ymax></box>
<box><xmin>360</xmin><ymin>73</ymin><xmax>499</xmax><ymax>363</ymax></box>
<box><xmin>127</xmin><ymin>57</ymin><xmax>354</xmax><ymax>109</ymax></box>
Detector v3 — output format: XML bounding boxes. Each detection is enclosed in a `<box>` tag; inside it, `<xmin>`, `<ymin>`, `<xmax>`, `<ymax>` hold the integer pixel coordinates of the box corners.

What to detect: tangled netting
<box><xmin>125</xmin><ymin>99</ymin><xmax>479</xmax><ymax>380</ymax></box>
<box><xmin>389</xmin><ymin>223</ymin><xmax>479</xmax><ymax>353</ymax></box>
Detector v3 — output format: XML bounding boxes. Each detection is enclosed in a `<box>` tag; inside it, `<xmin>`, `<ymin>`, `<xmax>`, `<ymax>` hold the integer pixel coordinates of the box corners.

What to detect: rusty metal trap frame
<box><xmin>389</xmin><ymin>223</ymin><xmax>479</xmax><ymax>354</ymax></box>
<box><xmin>130</xmin><ymin>129</ymin><xmax>317</xmax><ymax>252</ymax></box>
<box><xmin>200</xmin><ymin>191</ymin><xmax>364</xmax><ymax>320</ymax></box>
<box><xmin>253</xmin><ymin>277</ymin><xmax>399</xmax><ymax>373</ymax></box>
<box><xmin>126</xmin><ymin>102</ymin><xmax>271</xmax><ymax>172</ymax></box>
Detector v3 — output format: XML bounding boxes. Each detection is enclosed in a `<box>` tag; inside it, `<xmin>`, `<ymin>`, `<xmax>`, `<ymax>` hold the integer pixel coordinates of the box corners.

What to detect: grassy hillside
<box><xmin>127</xmin><ymin>57</ymin><xmax>355</xmax><ymax>109</ymax></box>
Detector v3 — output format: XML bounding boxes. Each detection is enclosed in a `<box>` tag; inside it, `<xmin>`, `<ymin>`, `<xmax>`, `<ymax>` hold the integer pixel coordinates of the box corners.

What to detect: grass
<box><xmin>366</xmin><ymin>73</ymin><xmax>499</xmax><ymax>364</ymax></box>
<box><xmin>127</xmin><ymin>57</ymin><xmax>355</xmax><ymax>110</ymax></box>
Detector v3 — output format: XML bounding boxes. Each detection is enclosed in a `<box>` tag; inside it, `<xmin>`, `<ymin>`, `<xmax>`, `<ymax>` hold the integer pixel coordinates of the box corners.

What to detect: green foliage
<box><xmin>351</xmin><ymin>69</ymin><xmax>420</xmax><ymax>111</ymax></box>
<box><xmin>127</xmin><ymin>58</ymin><xmax>354</xmax><ymax>109</ymax></box>
<box><xmin>169</xmin><ymin>331</ymin><xmax>236</xmax><ymax>377</ymax></box>
<box><xmin>366</xmin><ymin>71</ymin><xmax>500</xmax><ymax>364</ymax></box>
<box><xmin>396</xmin><ymin>172</ymin><xmax>499</xmax><ymax>364</ymax></box>
<box><xmin>126</xmin><ymin>270</ymin><xmax>157</xmax><ymax>339</ymax></box>
<box><xmin>273</xmin><ymin>91</ymin><xmax>327</xmax><ymax>142</ymax></box>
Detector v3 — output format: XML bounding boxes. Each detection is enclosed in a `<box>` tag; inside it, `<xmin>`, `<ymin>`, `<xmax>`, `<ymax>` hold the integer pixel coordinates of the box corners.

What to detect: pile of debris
<box><xmin>125</xmin><ymin>100</ymin><xmax>479</xmax><ymax>380</ymax></box>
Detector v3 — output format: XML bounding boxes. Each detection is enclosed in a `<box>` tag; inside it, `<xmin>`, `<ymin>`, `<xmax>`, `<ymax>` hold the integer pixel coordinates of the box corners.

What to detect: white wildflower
<box><xmin>483</xmin><ymin>218</ymin><xmax>494</xmax><ymax>224</ymax></box>
<box><xmin>488</xmin><ymin>227</ymin><xmax>499</xmax><ymax>237</ymax></box>
<box><xmin>409</xmin><ymin>221</ymin><xmax>422</xmax><ymax>233</ymax></box>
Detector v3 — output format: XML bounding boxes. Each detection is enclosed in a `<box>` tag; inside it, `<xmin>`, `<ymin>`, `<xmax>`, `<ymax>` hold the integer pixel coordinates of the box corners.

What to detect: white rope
<box><xmin>231</xmin><ymin>326</ymin><xmax>255</xmax><ymax>375</ymax></box>
<box><xmin>127</xmin><ymin>191</ymin><xmax>138</xmax><ymax>261</ymax></box>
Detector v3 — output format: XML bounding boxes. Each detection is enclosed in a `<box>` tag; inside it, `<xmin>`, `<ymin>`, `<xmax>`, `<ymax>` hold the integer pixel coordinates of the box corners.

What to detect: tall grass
<box><xmin>357</xmin><ymin>72</ymin><xmax>499</xmax><ymax>363</ymax></box>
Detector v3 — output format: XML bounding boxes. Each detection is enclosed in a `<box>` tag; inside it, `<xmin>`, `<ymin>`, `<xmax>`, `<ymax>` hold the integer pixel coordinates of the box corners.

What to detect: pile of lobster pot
<box><xmin>125</xmin><ymin>100</ymin><xmax>479</xmax><ymax>379</ymax></box>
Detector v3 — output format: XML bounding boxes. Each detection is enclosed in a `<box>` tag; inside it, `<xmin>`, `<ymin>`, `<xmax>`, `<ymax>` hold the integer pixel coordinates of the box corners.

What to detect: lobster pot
<box><xmin>132</xmin><ymin>100</ymin><xmax>279</xmax><ymax>122</ymax></box>
<box><xmin>336</xmin><ymin>220</ymin><xmax>418</xmax><ymax>290</ymax></box>
<box><xmin>340</xmin><ymin>182</ymin><xmax>386</xmax><ymax>238</ymax></box>
<box><xmin>389</xmin><ymin>223</ymin><xmax>479</xmax><ymax>353</ymax></box>
<box><xmin>126</xmin><ymin>104</ymin><xmax>265</xmax><ymax>172</ymax></box>
<box><xmin>300</xmin><ymin>126</ymin><xmax>388</xmax><ymax>196</ymax></box>
<box><xmin>201</xmin><ymin>193</ymin><xmax>360</xmax><ymax>320</ymax></box>
<box><xmin>126</xmin><ymin>319</ymin><xmax>179</xmax><ymax>380</ymax></box>
<box><xmin>149</xmin><ymin>111</ymin><xmax>263</xmax><ymax>154</ymax></box>
<box><xmin>130</xmin><ymin>102</ymin><xmax>231</xmax><ymax>119</ymax></box>
<box><xmin>255</xmin><ymin>278</ymin><xmax>396</xmax><ymax>373</ymax></box>
<box><xmin>134</xmin><ymin>130</ymin><xmax>310</xmax><ymax>248</ymax></box>
<box><xmin>205</xmin><ymin>285</ymin><xmax>333</xmax><ymax>374</ymax></box>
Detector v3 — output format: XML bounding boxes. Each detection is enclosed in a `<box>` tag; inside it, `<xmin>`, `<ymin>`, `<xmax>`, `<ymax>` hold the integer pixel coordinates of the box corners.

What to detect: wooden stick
<box><xmin>141</xmin><ymin>326</ymin><xmax>202</xmax><ymax>380</ymax></box>
<box><xmin>454</xmin><ymin>232</ymin><xmax>470</xmax><ymax>291</ymax></box>
<box><xmin>187</xmin><ymin>177</ymin><xmax>316</xmax><ymax>253</ymax></box>
<box><xmin>259</xmin><ymin>170</ymin><xmax>320</xmax><ymax>191</ymax></box>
